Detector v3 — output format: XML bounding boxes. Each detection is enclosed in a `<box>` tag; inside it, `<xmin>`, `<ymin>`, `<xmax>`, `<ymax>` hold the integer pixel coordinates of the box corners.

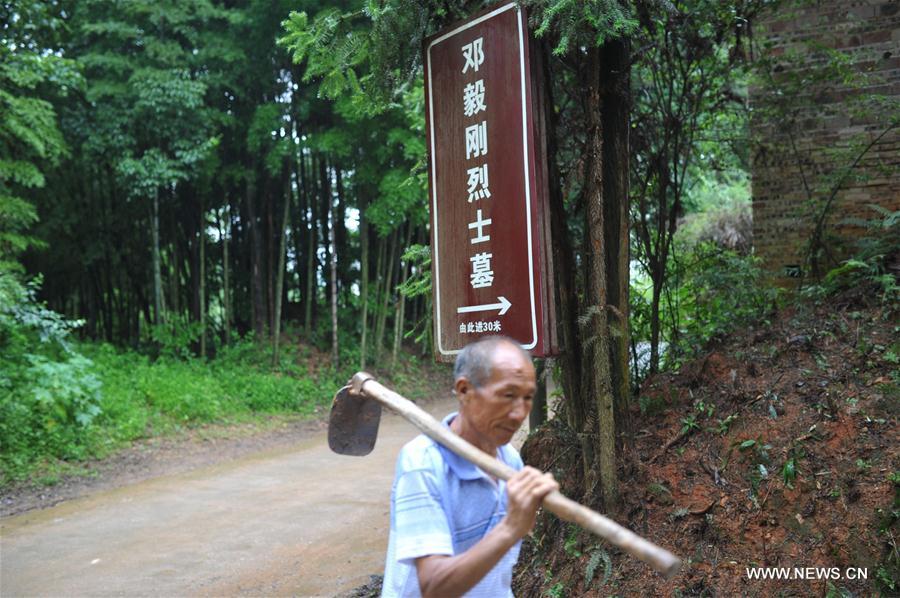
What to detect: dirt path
<box><xmin>1</xmin><ymin>395</ymin><xmax>459</xmax><ymax>597</ymax></box>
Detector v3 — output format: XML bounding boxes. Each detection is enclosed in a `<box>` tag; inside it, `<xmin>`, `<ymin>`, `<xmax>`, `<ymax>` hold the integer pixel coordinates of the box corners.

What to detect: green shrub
<box><xmin>631</xmin><ymin>242</ymin><xmax>779</xmax><ymax>376</ymax></box>
<box><xmin>2</xmin><ymin>310</ymin><xmax>342</xmax><ymax>484</ymax></box>
<box><xmin>803</xmin><ymin>205</ymin><xmax>899</xmax><ymax>306</ymax></box>
<box><xmin>0</xmin><ymin>276</ymin><xmax>103</xmax><ymax>480</ymax></box>
<box><xmin>88</xmin><ymin>341</ymin><xmax>337</xmax><ymax>434</ymax></box>
<box><xmin>679</xmin><ymin>248</ymin><xmax>775</xmax><ymax>347</ymax></box>
<box><xmin>148</xmin><ymin>313</ymin><xmax>204</xmax><ymax>360</ymax></box>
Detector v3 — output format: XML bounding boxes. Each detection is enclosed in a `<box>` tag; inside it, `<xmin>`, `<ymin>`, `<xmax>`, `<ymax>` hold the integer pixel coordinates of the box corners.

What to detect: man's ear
<box><xmin>454</xmin><ymin>377</ymin><xmax>471</xmax><ymax>403</ymax></box>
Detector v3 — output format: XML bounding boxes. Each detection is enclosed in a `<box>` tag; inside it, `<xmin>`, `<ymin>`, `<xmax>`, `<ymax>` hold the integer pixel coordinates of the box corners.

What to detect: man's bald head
<box><xmin>453</xmin><ymin>336</ymin><xmax>531</xmax><ymax>389</ymax></box>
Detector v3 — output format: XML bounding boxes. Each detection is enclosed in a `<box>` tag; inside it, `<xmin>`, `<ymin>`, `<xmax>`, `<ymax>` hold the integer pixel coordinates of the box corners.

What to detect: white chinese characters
<box><xmin>460</xmin><ymin>35</ymin><xmax>504</xmax><ymax>315</ymax></box>
<box><xmin>458</xmin><ymin>320</ymin><xmax>502</xmax><ymax>334</ymax></box>
<box><xmin>464</xmin><ymin>121</ymin><xmax>488</xmax><ymax>159</ymax></box>
<box><xmin>467</xmin><ymin>209</ymin><xmax>491</xmax><ymax>245</ymax></box>
<box><xmin>466</xmin><ymin>164</ymin><xmax>490</xmax><ymax>202</ymax></box>
<box><xmin>469</xmin><ymin>252</ymin><xmax>494</xmax><ymax>288</ymax></box>
<box><xmin>463</xmin><ymin>79</ymin><xmax>486</xmax><ymax>117</ymax></box>
<box><xmin>461</xmin><ymin>37</ymin><xmax>484</xmax><ymax>74</ymax></box>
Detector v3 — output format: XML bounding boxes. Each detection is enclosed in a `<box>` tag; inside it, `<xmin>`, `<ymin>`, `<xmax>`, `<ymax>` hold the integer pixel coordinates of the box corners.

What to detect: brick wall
<box><xmin>750</xmin><ymin>0</ymin><xmax>899</xmax><ymax>283</ymax></box>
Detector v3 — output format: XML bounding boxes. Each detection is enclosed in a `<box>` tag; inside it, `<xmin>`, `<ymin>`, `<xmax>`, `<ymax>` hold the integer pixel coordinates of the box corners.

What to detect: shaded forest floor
<box><xmin>516</xmin><ymin>287</ymin><xmax>898</xmax><ymax>597</ymax></box>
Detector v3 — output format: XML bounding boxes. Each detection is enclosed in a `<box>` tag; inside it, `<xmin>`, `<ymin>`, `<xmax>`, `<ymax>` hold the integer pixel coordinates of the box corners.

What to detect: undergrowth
<box><xmin>0</xmin><ymin>338</ymin><xmax>342</xmax><ymax>486</ymax></box>
<box><xmin>1</xmin><ymin>268</ymin><xmax>451</xmax><ymax>487</ymax></box>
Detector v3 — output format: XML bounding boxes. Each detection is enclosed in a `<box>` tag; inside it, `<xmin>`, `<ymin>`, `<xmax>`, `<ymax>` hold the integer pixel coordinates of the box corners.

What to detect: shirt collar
<box><xmin>438</xmin><ymin>412</ymin><xmax>502</xmax><ymax>481</ymax></box>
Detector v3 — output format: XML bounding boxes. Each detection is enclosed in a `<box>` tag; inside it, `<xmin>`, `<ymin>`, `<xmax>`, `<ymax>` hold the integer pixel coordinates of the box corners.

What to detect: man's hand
<box><xmin>414</xmin><ymin>467</ymin><xmax>557</xmax><ymax>597</ymax></box>
<box><xmin>501</xmin><ymin>466</ymin><xmax>559</xmax><ymax>539</ymax></box>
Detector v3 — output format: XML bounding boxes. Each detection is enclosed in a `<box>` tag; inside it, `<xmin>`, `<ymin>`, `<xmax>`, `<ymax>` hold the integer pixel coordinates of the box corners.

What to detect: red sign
<box><xmin>424</xmin><ymin>2</ymin><xmax>556</xmax><ymax>359</ymax></box>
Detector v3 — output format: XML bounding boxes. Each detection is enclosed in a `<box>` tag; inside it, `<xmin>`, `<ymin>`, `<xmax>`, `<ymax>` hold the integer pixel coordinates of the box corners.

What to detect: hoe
<box><xmin>328</xmin><ymin>372</ymin><xmax>682</xmax><ymax>578</ymax></box>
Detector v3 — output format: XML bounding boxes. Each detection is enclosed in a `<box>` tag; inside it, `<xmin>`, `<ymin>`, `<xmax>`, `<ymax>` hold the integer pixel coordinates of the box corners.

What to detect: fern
<box><xmin>584</xmin><ymin>547</ymin><xmax>612</xmax><ymax>589</ymax></box>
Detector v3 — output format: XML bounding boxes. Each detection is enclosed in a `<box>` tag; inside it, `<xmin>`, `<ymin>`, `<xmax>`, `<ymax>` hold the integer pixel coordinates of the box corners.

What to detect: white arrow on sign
<box><xmin>457</xmin><ymin>296</ymin><xmax>512</xmax><ymax>316</ymax></box>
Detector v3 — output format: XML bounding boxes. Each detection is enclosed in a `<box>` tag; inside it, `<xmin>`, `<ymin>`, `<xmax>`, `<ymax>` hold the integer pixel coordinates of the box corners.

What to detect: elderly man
<box><xmin>381</xmin><ymin>336</ymin><xmax>558</xmax><ymax>597</ymax></box>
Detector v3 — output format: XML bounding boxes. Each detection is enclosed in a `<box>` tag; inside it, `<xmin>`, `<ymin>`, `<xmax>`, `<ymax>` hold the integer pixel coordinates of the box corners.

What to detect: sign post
<box><xmin>424</xmin><ymin>2</ymin><xmax>556</xmax><ymax>360</ymax></box>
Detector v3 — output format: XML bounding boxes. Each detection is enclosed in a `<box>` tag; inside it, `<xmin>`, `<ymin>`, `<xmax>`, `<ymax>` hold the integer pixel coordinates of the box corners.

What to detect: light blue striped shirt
<box><xmin>381</xmin><ymin>412</ymin><xmax>524</xmax><ymax>597</ymax></box>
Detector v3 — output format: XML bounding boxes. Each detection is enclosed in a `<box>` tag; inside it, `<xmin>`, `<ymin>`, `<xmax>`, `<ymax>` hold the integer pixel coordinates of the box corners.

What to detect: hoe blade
<box><xmin>328</xmin><ymin>385</ymin><xmax>382</xmax><ymax>456</ymax></box>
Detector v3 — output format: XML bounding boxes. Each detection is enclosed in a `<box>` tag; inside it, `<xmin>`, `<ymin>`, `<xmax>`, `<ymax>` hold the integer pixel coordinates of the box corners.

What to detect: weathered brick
<box><xmin>750</xmin><ymin>0</ymin><xmax>900</xmax><ymax>284</ymax></box>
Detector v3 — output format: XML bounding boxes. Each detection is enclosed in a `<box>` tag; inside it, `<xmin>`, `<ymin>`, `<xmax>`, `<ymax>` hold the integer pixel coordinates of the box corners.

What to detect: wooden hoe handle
<box><xmin>350</xmin><ymin>373</ymin><xmax>682</xmax><ymax>578</ymax></box>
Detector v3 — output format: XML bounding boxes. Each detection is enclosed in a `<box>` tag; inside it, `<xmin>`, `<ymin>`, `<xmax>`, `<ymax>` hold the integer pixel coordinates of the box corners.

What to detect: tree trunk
<box><xmin>584</xmin><ymin>44</ymin><xmax>618</xmax><ymax>510</ymax></box>
<box><xmin>319</xmin><ymin>156</ymin><xmax>333</xmax><ymax>332</ymax></box>
<box><xmin>334</xmin><ymin>166</ymin><xmax>348</xmax><ymax>292</ymax></box>
<box><xmin>649</xmin><ymin>267</ymin><xmax>663</xmax><ymax>374</ymax></box>
<box><xmin>151</xmin><ymin>187</ymin><xmax>164</xmax><ymax>325</ymax></box>
<box><xmin>168</xmin><ymin>194</ymin><xmax>181</xmax><ymax>318</ymax></box>
<box><xmin>530</xmin><ymin>359</ymin><xmax>547</xmax><ymax>429</ymax></box>
<box><xmin>327</xmin><ymin>166</ymin><xmax>339</xmax><ymax>367</ymax></box>
<box><xmin>540</xmin><ymin>38</ymin><xmax>591</xmax><ymax>477</ymax></box>
<box><xmin>304</xmin><ymin>152</ymin><xmax>317</xmax><ymax>335</ymax></box>
<box><xmin>371</xmin><ymin>232</ymin><xmax>385</xmax><ymax>344</ymax></box>
<box><xmin>266</xmin><ymin>181</ymin><xmax>276</xmax><ymax>336</ymax></box>
<box><xmin>199</xmin><ymin>196</ymin><xmax>206</xmax><ymax>358</ymax></box>
<box><xmin>247</xmin><ymin>175</ymin><xmax>266</xmax><ymax>337</ymax></box>
<box><xmin>392</xmin><ymin>225</ymin><xmax>413</xmax><ymax>369</ymax></box>
<box><xmin>648</xmin><ymin>157</ymin><xmax>673</xmax><ymax>374</ymax></box>
<box><xmin>601</xmin><ymin>37</ymin><xmax>632</xmax><ymax>447</ymax></box>
<box><xmin>187</xmin><ymin>188</ymin><xmax>201</xmax><ymax>343</ymax></box>
<box><xmin>375</xmin><ymin>229</ymin><xmax>398</xmax><ymax>352</ymax></box>
<box><xmin>103</xmin><ymin>251</ymin><xmax>115</xmax><ymax>342</ymax></box>
<box><xmin>290</xmin><ymin>145</ymin><xmax>306</xmax><ymax>327</ymax></box>
<box><xmin>272</xmin><ymin>177</ymin><xmax>292</xmax><ymax>368</ymax></box>
<box><xmin>359</xmin><ymin>196</ymin><xmax>369</xmax><ymax>370</ymax></box>
<box><xmin>220</xmin><ymin>202</ymin><xmax>231</xmax><ymax>344</ymax></box>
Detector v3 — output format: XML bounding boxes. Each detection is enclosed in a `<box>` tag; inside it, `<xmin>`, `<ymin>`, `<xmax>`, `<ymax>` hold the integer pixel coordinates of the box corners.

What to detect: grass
<box><xmin>91</xmin><ymin>343</ymin><xmax>328</xmax><ymax>433</ymax></box>
<box><xmin>0</xmin><ymin>339</ymin><xmax>344</xmax><ymax>486</ymax></box>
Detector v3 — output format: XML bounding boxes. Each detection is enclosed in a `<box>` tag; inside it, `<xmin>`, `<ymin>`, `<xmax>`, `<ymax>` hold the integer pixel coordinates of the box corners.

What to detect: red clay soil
<box><xmin>514</xmin><ymin>289</ymin><xmax>898</xmax><ymax>597</ymax></box>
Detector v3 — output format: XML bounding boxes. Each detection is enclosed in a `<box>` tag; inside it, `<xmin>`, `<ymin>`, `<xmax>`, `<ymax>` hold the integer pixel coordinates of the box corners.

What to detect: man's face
<box><xmin>457</xmin><ymin>343</ymin><xmax>536</xmax><ymax>449</ymax></box>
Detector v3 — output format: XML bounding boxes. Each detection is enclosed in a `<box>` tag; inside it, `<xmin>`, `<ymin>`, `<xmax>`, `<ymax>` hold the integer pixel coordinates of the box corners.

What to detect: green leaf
<box><xmin>0</xmin><ymin>160</ymin><xmax>45</xmax><ymax>188</ymax></box>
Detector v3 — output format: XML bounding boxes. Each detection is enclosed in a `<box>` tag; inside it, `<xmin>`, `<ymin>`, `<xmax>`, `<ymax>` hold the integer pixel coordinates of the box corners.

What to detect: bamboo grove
<box><xmin>7</xmin><ymin>0</ymin><xmax>430</xmax><ymax>369</ymax></box>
